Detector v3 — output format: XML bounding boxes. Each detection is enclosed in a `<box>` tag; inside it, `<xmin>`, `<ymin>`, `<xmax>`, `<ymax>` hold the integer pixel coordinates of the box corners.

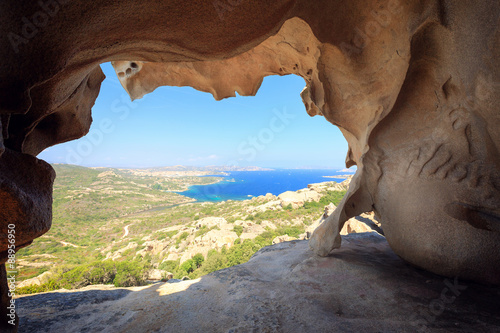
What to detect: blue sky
<box><xmin>39</xmin><ymin>63</ymin><xmax>349</xmax><ymax>169</ymax></box>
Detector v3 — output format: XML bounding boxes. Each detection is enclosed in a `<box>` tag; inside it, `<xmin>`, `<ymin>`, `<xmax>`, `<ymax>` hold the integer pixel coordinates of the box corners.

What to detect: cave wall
<box><xmin>0</xmin><ymin>0</ymin><xmax>499</xmax><ymax>330</ymax></box>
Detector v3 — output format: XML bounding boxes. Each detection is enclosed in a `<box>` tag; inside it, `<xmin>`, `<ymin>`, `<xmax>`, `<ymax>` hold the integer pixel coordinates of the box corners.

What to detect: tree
<box><xmin>180</xmin><ymin>259</ymin><xmax>195</xmax><ymax>274</ymax></box>
<box><xmin>233</xmin><ymin>225</ymin><xmax>243</xmax><ymax>237</ymax></box>
<box><xmin>192</xmin><ymin>253</ymin><xmax>205</xmax><ymax>268</ymax></box>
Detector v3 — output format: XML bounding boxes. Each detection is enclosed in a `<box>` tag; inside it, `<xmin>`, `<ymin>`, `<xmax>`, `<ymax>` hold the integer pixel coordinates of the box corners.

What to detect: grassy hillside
<box><xmin>16</xmin><ymin>165</ymin><xmax>346</xmax><ymax>293</ymax></box>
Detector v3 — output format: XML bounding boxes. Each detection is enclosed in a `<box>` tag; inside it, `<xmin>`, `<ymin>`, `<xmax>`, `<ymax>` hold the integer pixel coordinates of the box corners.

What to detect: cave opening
<box><xmin>39</xmin><ymin>62</ymin><xmax>349</xmax><ymax>171</ymax></box>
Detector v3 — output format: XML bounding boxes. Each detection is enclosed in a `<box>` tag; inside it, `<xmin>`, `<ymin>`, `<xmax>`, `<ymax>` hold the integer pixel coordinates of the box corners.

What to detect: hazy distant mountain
<box><xmin>138</xmin><ymin>166</ymin><xmax>274</xmax><ymax>172</ymax></box>
<box><xmin>203</xmin><ymin>166</ymin><xmax>273</xmax><ymax>172</ymax></box>
<box><xmin>338</xmin><ymin>168</ymin><xmax>356</xmax><ymax>173</ymax></box>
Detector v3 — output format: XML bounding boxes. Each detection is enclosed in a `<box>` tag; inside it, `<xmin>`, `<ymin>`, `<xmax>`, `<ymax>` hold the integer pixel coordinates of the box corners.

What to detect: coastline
<box><xmin>178</xmin><ymin>170</ymin><xmax>351</xmax><ymax>203</ymax></box>
<box><xmin>322</xmin><ymin>174</ymin><xmax>352</xmax><ymax>179</ymax></box>
<box><xmin>164</xmin><ymin>177</ymin><xmax>226</xmax><ymax>193</ymax></box>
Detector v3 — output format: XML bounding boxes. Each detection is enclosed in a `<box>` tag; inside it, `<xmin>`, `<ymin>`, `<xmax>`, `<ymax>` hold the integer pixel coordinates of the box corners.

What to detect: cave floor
<box><xmin>16</xmin><ymin>234</ymin><xmax>500</xmax><ymax>333</ymax></box>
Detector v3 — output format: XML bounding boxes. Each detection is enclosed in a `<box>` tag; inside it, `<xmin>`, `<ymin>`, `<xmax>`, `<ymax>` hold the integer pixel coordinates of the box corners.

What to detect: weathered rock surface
<box><xmin>0</xmin><ymin>0</ymin><xmax>499</xmax><ymax>329</ymax></box>
<box><xmin>272</xmin><ymin>234</ymin><xmax>298</xmax><ymax>245</ymax></box>
<box><xmin>147</xmin><ymin>269</ymin><xmax>173</xmax><ymax>281</ymax></box>
<box><xmin>306</xmin><ymin>201</ymin><xmax>383</xmax><ymax>239</ymax></box>
<box><xmin>110</xmin><ymin>3</ymin><xmax>500</xmax><ymax>285</ymax></box>
<box><xmin>15</xmin><ymin>234</ymin><xmax>500</xmax><ymax>333</ymax></box>
<box><xmin>308</xmin><ymin>177</ymin><xmax>352</xmax><ymax>192</ymax></box>
<box><xmin>0</xmin><ymin>150</ymin><xmax>55</xmax><ymax>257</ymax></box>
<box><xmin>246</xmin><ymin>200</ymin><xmax>282</xmax><ymax>214</ymax></box>
<box><xmin>17</xmin><ymin>272</ymin><xmax>53</xmax><ymax>289</ymax></box>
<box><xmin>277</xmin><ymin>188</ymin><xmax>321</xmax><ymax>209</ymax></box>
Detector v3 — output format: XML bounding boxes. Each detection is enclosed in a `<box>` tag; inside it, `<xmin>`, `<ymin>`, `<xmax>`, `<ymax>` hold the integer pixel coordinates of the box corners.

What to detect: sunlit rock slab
<box><xmin>17</xmin><ymin>234</ymin><xmax>500</xmax><ymax>332</ymax></box>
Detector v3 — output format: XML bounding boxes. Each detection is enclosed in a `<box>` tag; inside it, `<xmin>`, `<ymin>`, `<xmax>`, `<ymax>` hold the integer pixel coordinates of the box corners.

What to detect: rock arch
<box><xmin>0</xmin><ymin>0</ymin><xmax>499</xmax><ymax>330</ymax></box>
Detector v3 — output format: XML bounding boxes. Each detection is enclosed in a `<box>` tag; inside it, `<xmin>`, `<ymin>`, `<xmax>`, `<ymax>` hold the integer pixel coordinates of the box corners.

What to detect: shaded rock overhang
<box><xmin>0</xmin><ymin>2</ymin><xmax>499</xmax><ymax>330</ymax></box>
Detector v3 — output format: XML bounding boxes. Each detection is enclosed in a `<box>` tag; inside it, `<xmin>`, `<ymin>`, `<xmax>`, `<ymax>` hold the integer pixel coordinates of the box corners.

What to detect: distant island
<box><xmin>106</xmin><ymin>165</ymin><xmax>274</xmax><ymax>173</ymax></box>
<box><xmin>323</xmin><ymin>174</ymin><xmax>353</xmax><ymax>179</ymax></box>
<box><xmin>338</xmin><ymin>168</ymin><xmax>356</xmax><ymax>173</ymax></box>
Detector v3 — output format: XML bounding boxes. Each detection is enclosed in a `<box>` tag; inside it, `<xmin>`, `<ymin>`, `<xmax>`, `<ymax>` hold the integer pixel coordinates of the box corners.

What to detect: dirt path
<box><xmin>60</xmin><ymin>241</ymin><xmax>79</xmax><ymax>248</ymax></box>
<box><xmin>122</xmin><ymin>225</ymin><xmax>130</xmax><ymax>238</ymax></box>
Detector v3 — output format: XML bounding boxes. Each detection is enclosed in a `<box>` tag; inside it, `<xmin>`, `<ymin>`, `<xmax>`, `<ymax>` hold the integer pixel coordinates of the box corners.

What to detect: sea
<box><xmin>177</xmin><ymin>169</ymin><xmax>354</xmax><ymax>202</ymax></box>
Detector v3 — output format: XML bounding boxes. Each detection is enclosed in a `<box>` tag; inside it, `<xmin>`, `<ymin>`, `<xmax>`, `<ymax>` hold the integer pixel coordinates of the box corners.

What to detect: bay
<box><xmin>177</xmin><ymin>169</ymin><xmax>353</xmax><ymax>202</ymax></box>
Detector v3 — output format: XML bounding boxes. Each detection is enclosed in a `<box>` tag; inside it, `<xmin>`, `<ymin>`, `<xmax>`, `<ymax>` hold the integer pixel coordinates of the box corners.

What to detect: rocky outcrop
<box><xmin>0</xmin><ymin>0</ymin><xmax>499</xmax><ymax>329</ymax></box>
<box><xmin>247</xmin><ymin>180</ymin><xmax>349</xmax><ymax>213</ymax></box>
<box><xmin>15</xmin><ymin>234</ymin><xmax>500</xmax><ymax>332</ymax></box>
<box><xmin>246</xmin><ymin>200</ymin><xmax>282</xmax><ymax>214</ymax></box>
<box><xmin>251</xmin><ymin>193</ymin><xmax>278</xmax><ymax>203</ymax></box>
<box><xmin>306</xmin><ymin>202</ymin><xmax>382</xmax><ymax>239</ymax></box>
<box><xmin>278</xmin><ymin>189</ymin><xmax>322</xmax><ymax>209</ymax></box>
<box><xmin>104</xmin><ymin>242</ymin><xmax>138</xmax><ymax>261</ymax></box>
<box><xmin>147</xmin><ymin>269</ymin><xmax>173</xmax><ymax>281</ymax></box>
<box><xmin>340</xmin><ymin>216</ymin><xmax>382</xmax><ymax>236</ymax></box>
<box><xmin>272</xmin><ymin>235</ymin><xmax>297</xmax><ymax>245</ymax></box>
<box><xmin>134</xmin><ymin>240</ymin><xmax>166</xmax><ymax>258</ymax></box>
<box><xmin>17</xmin><ymin>272</ymin><xmax>53</xmax><ymax>289</ymax></box>
<box><xmin>308</xmin><ymin>176</ymin><xmax>352</xmax><ymax>192</ymax></box>
<box><xmin>110</xmin><ymin>4</ymin><xmax>500</xmax><ymax>285</ymax></box>
<box><xmin>180</xmin><ymin>229</ymin><xmax>239</xmax><ymax>263</ymax></box>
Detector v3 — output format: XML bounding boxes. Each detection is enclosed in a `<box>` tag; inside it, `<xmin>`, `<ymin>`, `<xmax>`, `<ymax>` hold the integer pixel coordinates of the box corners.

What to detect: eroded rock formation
<box><xmin>0</xmin><ymin>0</ymin><xmax>499</xmax><ymax>330</ymax></box>
<box><xmin>15</xmin><ymin>237</ymin><xmax>500</xmax><ymax>332</ymax></box>
<box><xmin>111</xmin><ymin>3</ymin><xmax>500</xmax><ymax>285</ymax></box>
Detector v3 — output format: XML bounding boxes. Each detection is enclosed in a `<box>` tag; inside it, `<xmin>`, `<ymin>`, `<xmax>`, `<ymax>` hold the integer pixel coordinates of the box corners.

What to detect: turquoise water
<box><xmin>177</xmin><ymin>169</ymin><xmax>352</xmax><ymax>202</ymax></box>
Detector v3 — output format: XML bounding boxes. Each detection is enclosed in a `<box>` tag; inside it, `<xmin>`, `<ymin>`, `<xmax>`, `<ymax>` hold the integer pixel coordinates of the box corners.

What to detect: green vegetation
<box><xmin>176</xmin><ymin>232</ymin><xmax>189</xmax><ymax>245</ymax></box>
<box><xmin>16</xmin><ymin>164</ymin><xmax>348</xmax><ymax>294</ymax></box>
<box><xmin>17</xmin><ymin>259</ymin><xmax>151</xmax><ymax>295</ymax></box>
<box><xmin>154</xmin><ymin>176</ymin><xmax>223</xmax><ymax>191</ymax></box>
<box><xmin>233</xmin><ymin>225</ymin><xmax>244</xmax><ymax>237</ymax></box>
<box><xmin>195</xmin><ymin>225</ymin><xmax>219</xmax><ymax>238</ymax></box>
<box><xmin>304</xmin><ymin>190</ymin><xmax>345</xmax><ymax>209</ymax></box>
<box><xmin>155</xmin><ymin>225</ymin><xmax>305</xmax><ymax>280</ymax></box>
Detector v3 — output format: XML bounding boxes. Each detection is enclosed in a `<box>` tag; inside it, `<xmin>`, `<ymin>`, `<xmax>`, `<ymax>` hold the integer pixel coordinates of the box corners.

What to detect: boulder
<box><xmin>105</xmin><ymin>242</ymin><xmax>138</xmax><ymax>261</ymax></box>
<box><xmin>252</xmin><ymin>193</ymin><xmax>277</xmax><ymax>203</ymax></box>
<box><xmin>278</xmin><ymin>188</ymin><xmax>322</xmax><ymax>209</ymax></box>
<box><xmin>272</xmin><ymin>235</ymin><xmax>297</xmax><ymax>245</ymax></box>
<box><xmin>147</xmin><ymin>269</ymin><xmax>173</xmax><ymax>281</ymax></box>
<box><xmin>17</xmin><ymin>271</ymin><xmax>53</xmax><ymax>289</ymax></box>
<box><xmin>278</xmin><ymin>191</ymin><xmax>304</xmax><ymax>209</ymax></box>
<box><xmin>195</xmin><ymin>217</ymin><xmax>226</xmax><ymax>229</ymax></box>
<box><xmin>180</xmin><ymin>229</ymin><xmax>239</xmax><ymax>263</ymax></box>
<box><xmin>246</xmin><ymin>200</ymin><xmax>282</xmax><ymax>213</ymax></box>
<box><xmin>135</xmin><ymin>240</ymin><xmax>167</xmax><ymax>257</ymax></box>
<box><xmin>297</xmin><ymin>189</ymin><xmax>322</xmax><ymax>201</ymax></box>
<box><xmin>340</xmin><ymin>217</ymin><xmax>378</xmax><ymax>235</ymax></box>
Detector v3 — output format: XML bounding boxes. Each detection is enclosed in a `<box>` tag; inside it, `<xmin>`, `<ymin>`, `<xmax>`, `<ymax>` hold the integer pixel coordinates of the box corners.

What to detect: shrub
<box><xmin>159</xmin><ymin>260</ymin><xmax>180</xmax><ymax>272</ymax></box>
<box><xmin>195</xmin><ymin>226</ymin><xmax>209</xmax><ymax>238</ymax></box>
<box><xmin>176</xmin><ymin>232</ymin><xmax>189</xmax><ymax>245</ymax></box>
<box><xmin>180</xmin><ymin>259</ymin><xmax>195</xmax><ymax>274</ymax></box>
<box><xmin>165</xmin><ymin>230</ymin><xmax>178</xmax><ymax>238</ymax></box>
<box><xmin>20</xmin><ymin>260</ymin><xmax>152</xmax><ymax>293</ymax></box>
<box><xmin>233</xmin><ymin>225</ymin><xmax>243</xmax><ymax>237</ymax></box>
<box><xmin>207</xmin><ymin>249</ymin><xmax>218</xmax><ymax>258</ymax></box>
<box><xmin>192</xmin><ymin>253</ymin><xmax>205</xmax><ymax>268</ymax></box>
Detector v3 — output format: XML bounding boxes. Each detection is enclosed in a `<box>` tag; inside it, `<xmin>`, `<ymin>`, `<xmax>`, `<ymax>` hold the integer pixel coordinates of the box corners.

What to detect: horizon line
<box><xmin>50</xmin><ymin>163</ymin><xmax>357</xmax><ymax>171</ymax></box>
